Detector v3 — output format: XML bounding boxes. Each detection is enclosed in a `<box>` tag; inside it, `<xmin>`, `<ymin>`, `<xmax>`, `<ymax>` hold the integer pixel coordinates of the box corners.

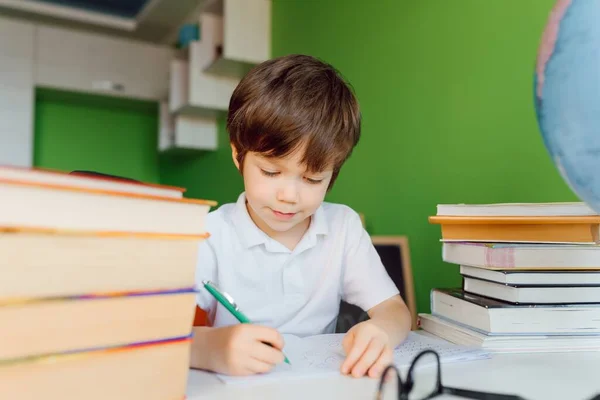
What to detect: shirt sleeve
<box><xmin>341</xmin><ymin>209</ymin><xmax>400</xmax><ymax>312</ymax></box>
<box><xmin>195</xmin><ymin>238</ymin><xmax>218</xmax><ymax>316</ymax></box>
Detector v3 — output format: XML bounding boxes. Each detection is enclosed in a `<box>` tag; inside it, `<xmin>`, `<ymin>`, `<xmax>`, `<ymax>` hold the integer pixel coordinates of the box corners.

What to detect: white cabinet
<box><xmin>221</xmin><ymin>0</ymin><xmax>271</xmax><ymax>65</ymax></box>
<box><xmin>164</xmin><ymin>0</ymin><xmax>271</xmax><ymax>152</ymax></box>
<box><xmin>200</xmin><ymin>0</ymin><xmax>271</xmax><ymax>78</ymax></box>
<box><xmin>35</xmin><ymin>25</ymin><xmax>174</xmax><ymax>101</ymax></box>
<box><xmin>0</xmin><ymin>17</ymin><xmax>35</xmax><ymax>167</ymax></box>
<box><xmin>159</xmin><ymin>101</ymin><xmax>217</xmax><ymax>153</ymax></box>
<box><xmin>169</xmin><ymin>41</ymin><xmax>239</xmax><ymax>116</ymax></box>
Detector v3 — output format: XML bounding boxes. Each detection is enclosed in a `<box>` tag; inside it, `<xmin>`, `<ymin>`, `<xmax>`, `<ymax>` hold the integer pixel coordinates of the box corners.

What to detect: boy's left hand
<box><xmin>340</xmin><ymin>320</ymin><xmax>393</xmax><ymax>378</ymax></box>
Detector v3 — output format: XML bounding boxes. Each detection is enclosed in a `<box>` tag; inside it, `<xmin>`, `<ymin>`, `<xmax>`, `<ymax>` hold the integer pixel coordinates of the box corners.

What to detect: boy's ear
<box><xmin>230</xmin><ymin>143</ymin><xmax>240</xmax><ymax>170</ymax></box>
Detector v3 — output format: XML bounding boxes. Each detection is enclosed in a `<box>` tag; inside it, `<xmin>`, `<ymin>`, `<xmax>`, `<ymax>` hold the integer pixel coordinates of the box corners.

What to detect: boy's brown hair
<box><xmin>227</xmin><ymin>54</ymin><xmax>361</xmax><ymax>189</ymax></box>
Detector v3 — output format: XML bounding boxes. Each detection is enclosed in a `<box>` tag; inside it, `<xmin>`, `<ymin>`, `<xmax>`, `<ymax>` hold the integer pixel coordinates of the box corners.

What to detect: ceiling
<box><xmin>37</xmin><ymin>0</ymin><xmax>151</xmax><ymax>18</ymax></box>
<box><xmin>0</xmin><ymin>0</ymin><xmax>204</xmax><ymax>43</ymax></box>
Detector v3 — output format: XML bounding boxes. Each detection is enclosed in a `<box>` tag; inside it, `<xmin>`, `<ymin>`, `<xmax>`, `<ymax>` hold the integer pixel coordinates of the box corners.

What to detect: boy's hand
<box><xmin>205</xmin><ymin>324</ymin><xmax>286</xmax><ymax>376</ymax></box>
<box><xmin>340</xmin><ymin>320</ymin><xmax>394</xmax><ymax>378</ymax></box>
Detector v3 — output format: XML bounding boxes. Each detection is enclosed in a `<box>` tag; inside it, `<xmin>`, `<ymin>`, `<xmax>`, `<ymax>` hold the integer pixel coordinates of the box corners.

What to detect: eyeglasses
<box><xmin>376</xmin><ymin>349</ymin><xmax>600</xmax><ymax>400</ymax></box>
<box><xmin>376</xmin><ymin>349</ymin><xmax>524</xmax><ymax>400</ymax></box>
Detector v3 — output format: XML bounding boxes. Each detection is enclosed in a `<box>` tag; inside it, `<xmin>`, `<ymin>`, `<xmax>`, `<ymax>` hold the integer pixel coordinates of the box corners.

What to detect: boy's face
<box><xmin>232</xmin><ymin>145</ymin><xmax>333</xmax><ymax>237</ymax></box>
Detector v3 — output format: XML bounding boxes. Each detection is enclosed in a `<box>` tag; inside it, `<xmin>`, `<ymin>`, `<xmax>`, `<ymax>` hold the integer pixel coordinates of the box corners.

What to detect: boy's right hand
<box><xmin>204</xmin><ymin>324</ymin><xmax>286</xmax><ymax>376</ymax></box>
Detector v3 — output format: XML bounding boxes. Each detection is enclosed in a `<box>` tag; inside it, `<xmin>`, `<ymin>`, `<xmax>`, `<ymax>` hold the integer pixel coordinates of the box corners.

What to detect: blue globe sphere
<box><xmin>535</xmin><ymin>0</ymin><xmax>600</xmax><ymax>212</ymax></box>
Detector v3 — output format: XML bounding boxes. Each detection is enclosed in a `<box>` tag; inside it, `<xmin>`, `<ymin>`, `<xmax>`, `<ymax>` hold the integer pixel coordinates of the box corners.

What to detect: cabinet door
<box><xmin>35</xmin><ymin>25</ymin><xmax>92</xmax><ymax>94</ymax></box>
<box><xmin>87</xmin><ymin>33</ymin><xmax>173</xmax><ymax>101</ymax></box>
<box><xmin>224</xmin><ymin>0</ymin><xmax>271</xmax><ymax>64</ymax></box>
<box><xmin>188</xmin><ymin>42</ymin><xmax>238</xmax><ymax>111</ymax></box>
<box><xmin>36</xmin><ymin>25</ymin><xmax>173</xmax><ymax>101</ymax></box>
<box><xmin>0</xmin><ymin>17</ymin><xmax>35</xmax><ymax>167</ymax></box>
<box><xmin>126</xmin><ymin>41</ymin><xmax>173</xmax><ymax>101</ymax></box>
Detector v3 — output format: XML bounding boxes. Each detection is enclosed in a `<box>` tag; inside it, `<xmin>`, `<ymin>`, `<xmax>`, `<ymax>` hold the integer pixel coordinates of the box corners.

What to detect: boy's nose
<box><xmin>277</xmin><ymin>182</ymin><xmax>299</xmax><ymax>204</ymax></box>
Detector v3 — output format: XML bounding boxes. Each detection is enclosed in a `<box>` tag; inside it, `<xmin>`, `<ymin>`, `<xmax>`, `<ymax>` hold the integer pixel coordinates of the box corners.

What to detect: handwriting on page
<box><xmin>298</xmin><ymin>333</ymin><xmax>486</xmax><ymax>369</ymax></box>
<box><xmin>216</xmin><ymin>332</ymin><xmax>489</xmax><ymax>385</ymax></box>
<box><xmin>296</xmin><ymin>334</ymin><xmax>345</xmax><ymax>370</ymax></box>
<box><xmin>302</xmin><ymin>350</ymin><xmax>344</xmax><ymax>369</ymax></box>
<box><xmin>393</xmin><ymin>333</ymin><xmax>489</xmax><ymax>367</ymax></box>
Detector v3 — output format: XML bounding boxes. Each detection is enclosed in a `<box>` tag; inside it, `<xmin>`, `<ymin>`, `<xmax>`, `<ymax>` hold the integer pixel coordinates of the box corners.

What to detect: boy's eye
<box><xmin>305</xmin><ymin>177</ymin><xmax>324</xmax><ymax>185</ymax></box>
<box><xmin>260</xmin><ymin>169</ymin><xmax>280</xmax><ymax>177</ymax></box>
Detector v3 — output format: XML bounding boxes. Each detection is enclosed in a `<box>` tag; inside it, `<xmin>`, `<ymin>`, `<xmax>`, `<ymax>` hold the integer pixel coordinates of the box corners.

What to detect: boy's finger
<box><xmin>251</xmin><ymin>341</ymin><xmax>286</xmax><ymax>366</ymax></box>
<box><xmin>367</xmin><ymin>347</ymin><xmax>393</xmax><ymax>378</ymax></box>
<box><xmin>245</xmin><ymin>357</ymin><xmax>277</xmax><ymax>375</ymax></box>
<box><xmin>249</xmin><ymin>325</ymin><xmax>285</xmax><ymax>350</ymax></box>
<box><xmin>341</xmin><ymin>330</ymin><xmax>354</xmax><ymax>355</ymax></box>
<box><xmin>341</xmin><ymin>331</ymin><xmax>370</xmax><ymax>374</ymax></box>
<box><xmin>351</xmin><ymin>341</ymin><xmax>384</xmax><ymax>378</ymax></box>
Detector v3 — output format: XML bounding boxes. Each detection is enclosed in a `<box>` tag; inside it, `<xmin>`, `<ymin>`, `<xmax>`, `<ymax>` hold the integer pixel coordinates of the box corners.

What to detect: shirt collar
<box><xmin>307</xmin><ymin>203</ymin><xmax>329</xmax><ymax>237</ymax></box>
<box><xmin>291</xmin><ymin>203</ymin><xmax>328</xmax><ymax>254</ymax></box>
<box><xmin>231</xmin><ymin>192</ymin><xmax>329</xmax><ymax>252</ymax></box>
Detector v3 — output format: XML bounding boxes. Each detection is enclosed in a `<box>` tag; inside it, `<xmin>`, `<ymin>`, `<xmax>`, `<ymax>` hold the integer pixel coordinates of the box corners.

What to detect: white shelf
<box><xmin>159</xmin><ymin>101</ymin><xmax>217</xmax><ymax>153</ymax></box>
<box><xmin>169</xmin><ymin>41</ymin><xmax>239</xmax><ymax>117</ymax></box>
<box><xmin>198</xmin><ymin>0</ymin><xmax>271</xmax><ymax>78</ymax></box>
<box><xmin>203</xmin><ymin>56</ymin><xmax>254</xmax><ymax>80</ymax></box>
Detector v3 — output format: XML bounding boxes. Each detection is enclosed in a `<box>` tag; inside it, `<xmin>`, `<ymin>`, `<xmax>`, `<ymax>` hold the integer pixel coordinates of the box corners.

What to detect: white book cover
<box><xmin>431</xmin><ymin>288</ymin><xmax>600</xmax><ymax>334</ymax></box>
<box><xmin>0</xmin><ymin>165</ymin><xmax>185</xmax><ymax>198</ymax></box>
<box><xmin>443</xmin><ymin>242</ymin><xmax>600</xmax><ymax>269</ymax></box>
<box><xmin>463</xmin><ymin>277</ymin><xmax>600</xmax><ymax>304</ymax></box>
<box><xmin>460</xmin><ymin>265</ymin><xmax>600</xmax><ymax>285</ymax></box>
<box><xmin>436</xmin><ymin>202</ymin><xmax>597</xmax><ymax>217</ymax></box>
<box><xmin>418</xmin><ymin>314</ymin><xmax>600</xmax><ymax>353</ymax></box>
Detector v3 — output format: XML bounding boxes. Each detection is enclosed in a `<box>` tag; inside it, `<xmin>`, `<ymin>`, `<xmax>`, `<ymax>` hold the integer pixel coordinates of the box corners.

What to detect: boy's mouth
<box><xmin>272</xmin><ymin>210</ymin><xmax>296</xmax><ymax>220</ymax></box>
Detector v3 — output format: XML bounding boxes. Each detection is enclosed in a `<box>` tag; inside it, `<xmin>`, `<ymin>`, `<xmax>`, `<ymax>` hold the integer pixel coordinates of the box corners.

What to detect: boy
<box><xmin>190</xmin><ymin>54</ymin><xmax>411</xmax><ymax>378</ymax></box>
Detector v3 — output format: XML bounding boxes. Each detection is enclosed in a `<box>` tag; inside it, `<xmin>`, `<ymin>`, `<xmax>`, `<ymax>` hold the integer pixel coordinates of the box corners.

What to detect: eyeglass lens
<box><xmin>378</xmin><ymin>367</ymin><xmax>401</xmax><ymax>400</ymax></box>
<box><xmin>407</xmin><ymin>350</ymin><xmax>440</xmax><ymax>400</ymax></box>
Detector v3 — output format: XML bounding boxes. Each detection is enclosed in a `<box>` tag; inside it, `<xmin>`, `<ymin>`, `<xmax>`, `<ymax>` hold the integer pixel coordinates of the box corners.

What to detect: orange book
<box><xmin>428</xmin><ymin>216</ymin><xmax>600</xmax><ymax>244</ymax></box>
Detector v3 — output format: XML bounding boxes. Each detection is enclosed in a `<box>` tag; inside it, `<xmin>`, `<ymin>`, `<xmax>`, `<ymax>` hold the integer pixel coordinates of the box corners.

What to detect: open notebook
<box><xmin>217</xmin><ymin>331</ymin><xmax>489</xmax><ymax>385</ymax></box>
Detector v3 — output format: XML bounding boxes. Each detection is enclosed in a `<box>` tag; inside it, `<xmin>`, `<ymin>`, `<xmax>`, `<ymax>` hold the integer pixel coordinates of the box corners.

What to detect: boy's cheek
<box><xmin>245</xmin><ymin>172</ymin><xmax>274</xmax><ymax>194</ymax></box>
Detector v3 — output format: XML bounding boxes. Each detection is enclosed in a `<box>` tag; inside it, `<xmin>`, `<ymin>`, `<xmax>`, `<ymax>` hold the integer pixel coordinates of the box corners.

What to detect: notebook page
<box><xmin>392</xmin><ymin>332</ymin><xmax>489</xmax><ymax>367</ymax></box>
<box><xmin>296</xmin><ymin>332</ymin><xmax>489</xmax><ymax>368</ymax></box>
<box><xmin>216</xmin><ymin>334</ymin><xmax>342</xmax><ymax>385</ymax></box>
<box><xmin>216</xmin><ymin>332</ymin><xmax>489</xmax><ymax>385</ymax></box>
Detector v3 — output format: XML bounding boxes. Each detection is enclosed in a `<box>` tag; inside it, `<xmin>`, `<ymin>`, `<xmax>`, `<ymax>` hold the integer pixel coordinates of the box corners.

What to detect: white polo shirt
<box><xmin>195</xmin><ymin>193</ymin><xmax>399</xmax><ymax>337</ymax></box>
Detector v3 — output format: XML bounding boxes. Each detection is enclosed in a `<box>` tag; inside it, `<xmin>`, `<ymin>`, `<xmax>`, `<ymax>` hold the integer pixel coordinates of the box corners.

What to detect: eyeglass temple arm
<box><xmin>443</xmin><ymin>386</ymin><xmax>527</xmax><ymax>400</ymax></box>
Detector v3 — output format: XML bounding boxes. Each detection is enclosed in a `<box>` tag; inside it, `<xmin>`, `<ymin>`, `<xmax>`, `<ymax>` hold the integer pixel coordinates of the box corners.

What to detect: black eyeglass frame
<box><xmin>376</xmin><ymin>349</ymin><xmax>526</xmax><ymax>400</ymax></box>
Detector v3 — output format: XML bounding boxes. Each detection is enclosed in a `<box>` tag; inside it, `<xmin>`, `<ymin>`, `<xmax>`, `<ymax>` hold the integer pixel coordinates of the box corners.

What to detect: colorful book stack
<box><xmin>0</xmin><ymin>166</ymin><xmax>215</xmax><ymax>399</ymax></box>
<box><xmin>419</xmin><ymin>202</ymin><xmax>600</xmax><ymax>353</ymax></box>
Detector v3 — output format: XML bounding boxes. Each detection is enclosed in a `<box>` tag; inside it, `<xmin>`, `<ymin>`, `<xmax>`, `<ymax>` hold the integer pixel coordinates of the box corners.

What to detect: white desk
<box><xmin>186</xmin><ymin>351</ymin><xmax>600</xmax><ymax>400</ymax></box>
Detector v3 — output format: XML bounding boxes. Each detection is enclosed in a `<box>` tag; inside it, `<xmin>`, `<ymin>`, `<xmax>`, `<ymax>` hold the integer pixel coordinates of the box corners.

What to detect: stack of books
<box><xmin>0</xmin><ymin>166</ymin><xmax>215</xmax><ymax>399</ymax></box>
<box><xmin>419</xmin><ymin>202</ymin><xmax>600</xmax><ymax>353</ymax></box>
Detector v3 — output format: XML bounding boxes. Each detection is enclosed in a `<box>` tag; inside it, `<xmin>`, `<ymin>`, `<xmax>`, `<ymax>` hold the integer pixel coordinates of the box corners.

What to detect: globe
<box><xmin>535</xmin><ymin>0</ymin><xmax>600</xmax><ymax>212</ymax></box>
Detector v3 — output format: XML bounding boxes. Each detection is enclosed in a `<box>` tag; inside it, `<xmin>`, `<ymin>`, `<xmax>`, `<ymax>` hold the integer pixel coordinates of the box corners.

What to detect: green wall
<box><xmin>34</xmin><ymin>89</ymin><xmax>160</xmax><ymax>183</ymax></box>
<box><xmin>33</xmin><ymin>88</ymin><xmax>236</xmax><ymax>201</ymax></box>
<box><xmin>33</xmin><ymin>0</ymin><xmax>580</xmax><ymax>315</ymax></box>
<box><xmin>158</xmin><ymin>119</ymin><xmax>243</xmax><ymax>203</ymax></box>
<box><xmin>269</xmin><ymin>0</ymin><xmax>578</xmax><ymax>313</ymax></box>
<box><xmin>161</xmin><ymin>0</ymin><xmax>580</xmax><ymax>313</ymax></box>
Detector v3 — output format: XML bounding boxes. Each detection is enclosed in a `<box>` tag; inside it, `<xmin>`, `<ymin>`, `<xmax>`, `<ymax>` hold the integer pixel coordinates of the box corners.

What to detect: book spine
<box><xmin>441</xmin><ymin>223</ymin><xmax>598</xmax><ymax>244</ymax></box>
